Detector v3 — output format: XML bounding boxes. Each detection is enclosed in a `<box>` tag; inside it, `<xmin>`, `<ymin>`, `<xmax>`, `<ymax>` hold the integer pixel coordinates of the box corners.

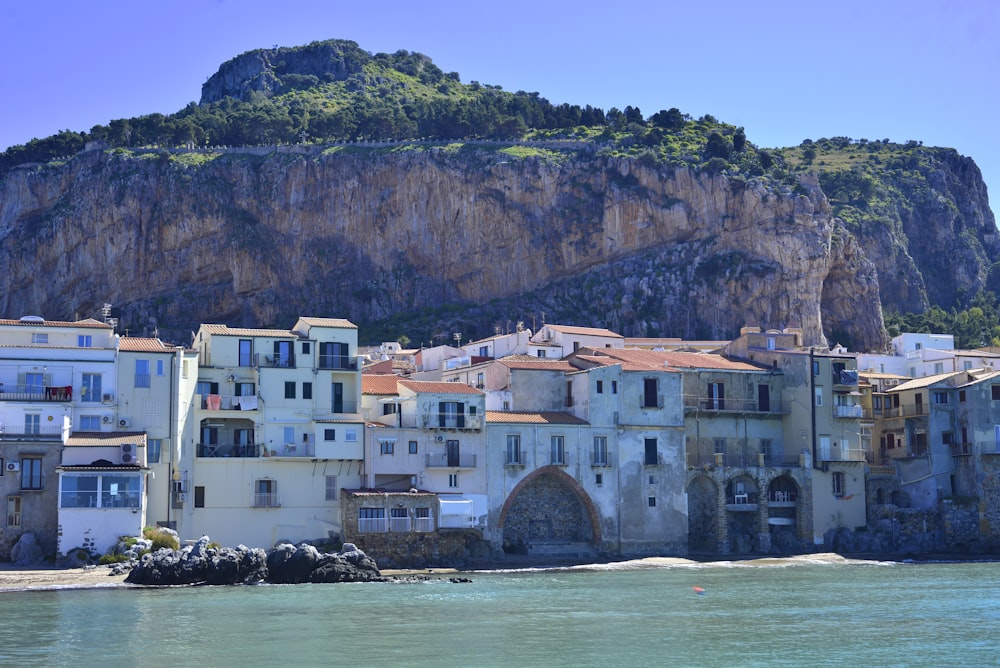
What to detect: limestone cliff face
<box><xmin>0</xmin><ymin>144</ymin><xmax>895</xmax><ymax>348</ymax></box>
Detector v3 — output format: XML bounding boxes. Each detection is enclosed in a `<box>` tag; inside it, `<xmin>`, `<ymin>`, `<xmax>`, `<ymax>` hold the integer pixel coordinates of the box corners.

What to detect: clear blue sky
<box><xmin>2</xmin><ymin>0</ymin><xmax>997</xmax><ymax>219</ymax></box>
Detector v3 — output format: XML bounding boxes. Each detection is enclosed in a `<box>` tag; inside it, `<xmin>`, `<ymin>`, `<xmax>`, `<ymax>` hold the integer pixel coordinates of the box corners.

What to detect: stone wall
<box><xmin>977</xmin><ymin>454</ymin><xmax>1000</xmax><ymax>549</ymax></box>
<box><xmin>502</xmin><ymin>473</ymin><xmax>592</xmax><ymax>550</ymax></box>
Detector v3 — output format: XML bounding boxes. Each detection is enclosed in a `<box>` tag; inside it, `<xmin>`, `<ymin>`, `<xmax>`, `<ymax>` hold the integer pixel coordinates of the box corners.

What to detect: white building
<box><xmin>180</xmin><ymin>318</ymin><xmax>364</xmax><ymax>548</ymax></box>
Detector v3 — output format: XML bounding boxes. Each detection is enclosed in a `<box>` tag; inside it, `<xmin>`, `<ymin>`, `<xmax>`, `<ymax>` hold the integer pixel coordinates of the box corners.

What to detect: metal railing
<box><xmin>198</xmin><ymin>443</ymin><xmax>262</xmax><ymax>458</ymax></box>
<box><xmin>318</xmin><ymin>356</ymin><xmax>357</xmax><ymax>370</ymax></box>
<box><xmin>252</xmin><ymin>493</ymin><xmax>281</xmax><ymax>508</ymax></box>
<box><xmin>833</xmin><ymin>405</ymin><xmax>864</xmax><ymax>418</ymax></box>
<box><xmin>881</xmin><ymin>404</ymin><xmax>929</xmax><ymax>418</ymax></box>
<box><xmin>425</xmin><ymin>453</ymin><xmax>477</xmax><ymax>468</ymax></box>
<box><xmin>0</xmin><ymin>387</ymin><xmax>73</xmax><ymax>402</ymax></box>
<box><xmin>255</xmin><ymin>352</ymin><xmax>296</xmax><ymax>368</ymax></box>
<box><xmin>683</xmin><ymin>395</ymin><xmax>786</xmax><ymax>414</ymax></box>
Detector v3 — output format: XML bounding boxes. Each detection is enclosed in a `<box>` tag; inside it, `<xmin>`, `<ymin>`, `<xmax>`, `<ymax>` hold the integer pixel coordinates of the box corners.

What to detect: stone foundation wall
<box><xmin>503</xmin><ymin>473</ymin><xmax>591</xmax><ymax>548</ymax></box>
<box><xmin>350</xmin><ymin>529</ymin><xmax>491</xmax><ymax>569</ymax></box>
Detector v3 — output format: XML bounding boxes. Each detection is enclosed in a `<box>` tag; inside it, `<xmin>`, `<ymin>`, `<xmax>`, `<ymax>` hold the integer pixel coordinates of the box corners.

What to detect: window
<box><xmin>714</xmin><ymin>438</ymin><xmax>726</xmax><ymax>454</ymax></box>
<box><xmin>359</xmin><ymin>507</ymin><xmax>386</xmax><ymax>532</ymax></box>
<box><xmin>942</xmin><ymin>431</ymin><xmax>955</xmax><ymax>446</ymax></box>
<box><xmin>611</xmin><ymin>380</ymin><xmax>618</xmax><ymax>394</ymax></box>
<box><xmin>390</xmin><ymin>507</ymin><xmax>409</xmax><ymax>531</ymax></box>
<box><xmin>345</xmin><ymin>429</ymin><xmax>358</xmax><ymax>442</ymax></box>
<box><xmin>24</xmin><ymin>414</ymin><xmax>40</xmax><ymax>435</ymax></box>
<box><xmin>642</xmin><ymin>378</ymin><xmax>659</xmax><ymax>408</ymax></box>
<box><xmin>135</xmin><ymin>359</ymin><xmax>150</xmax><ymax>388</ymax></box>
<box><xmin>959</xmin><ymin>390</ymin><xmax>967</xmax><ymax>403</ymax></box>
<box><xmin>7</xmin><ymin>496</ymin><xmax>21</xmax><ymax>527</ymax></box>
<box><xmin>932</xmin><ymin>391</ymin><xmax>949</xmax><ymax>404</ymax></box>
<box><xmin>597</xmin><ymin>380</ymin><xmax>604</xmax><ymax>394</ymax></box>
<box><xmin>814</xmin><ymin>387</ymin><xmax>823</xmax><ymax>407</ymax></box>
<box><xmin>707</xmin><ymin>382</ymin><xmax>725</xmax><ymax>410</ymax></box>
<box><xmin>23</xmin><ymin>371</ymin><xmax>45</xmax><ymax>394</ymax></box>
<box><xmin>20</xmin><ymin>457</ymin><xmax>43</xmax><ymax>490</ymax></box>
<box><xmin>914</xmin><ymin>342</ymin><xmax>922</xmax><ymax>350</ymax></box>
<box><xmin>595</xmin><ymin>473</ymin><xmax>603</xmax><ymax>486</ymax></box>
<box><xmin>409</xmin><ymin>440</ymin><xmax>418</xmax><ymax>454</ymax></box>
<box><xmin>551</xmin><ymin>435</ymin><xmax>566</xmax><ymax>465</ymax></box>
<box><xmin>78</xmin><ymin>334</ymin><xmax>92</xmax><ymax>348</ymax></box>
<box><xmin>438</xmin><ymin>401</ymin><xmax>465</xmax><ymax>428</ymax></box>
<box><xmin>81</xmin><ymin>373</ymin><xmax>102</xmax><ymax>403</ymax></box>
<box><xmin>239</xmin><ymin>339</ymin><xmax>253</xmax><ymax>367</ymax></box>
<box><xmin>448</xmin><ymin>473</ymin><xmax>459</xmax><ymax>488</ymax></box>
<box><xmin>415</xmin><ymin>507</ymin><xmax>432</xmax><ymax>532</ymax></box>
<box><xmin>284</xmin><ymin>381</ymin><xmax>296</xmax><ymax>399</ymax></box>
<box><xmin>566</xmin><ymin>381</ymin><xmax>573</xmax><ymax>407</ymax></box>
<box><xmin>254</xmin><ymin>479</ymin><xmax>278</xmax><ymax>507</ymax></box>
<box><xmin>194</xmin><ymin>486</ymin><xmax>205</xmax><ymax>508</ymax></box>
<box><xmin>303</xmin><ymin>382</ymin><xmax>312</xmax><ymax>400</ymax></box>
<box><xmin>476</xmin><ymin>372</ymin><xmax>484</xmax><ymax>389</ymax></box>
<box><xmin>934</xmin><ymin>362</ymin><xmax>944</xmax><ymax>374</ymax></box>
<box><xmin>156</xmin><ymin>359</ymin><xmax>164</xmax><ymax>376</ymax></box>
<box><xmin>61</xmin><ymin>475</ymin><xmax>99</xmax><ymax>508</ymax></box>
<box><xmin>644</xmin><ymin>438</ymin><xmax>659</xmax><ymax>466</ymax></box>
<box><xmin>235</xmin><ymin>382</ymin><xmax>255</xmax><ymax>397</ymax></box>
<box><xmin>325</xmin><ymin>475</ymin><xmax>337</xmax><ymax>501</ymax></box>
<box><xmin>319</xmin><ymin>342</ymin><xmax>351</xmax><ymax>369</ymax></box>
<box><xmin>148</xmin><ymin>439</ymin><xmax>162</xmax><ymax>463</ymax></box>
<box><xmin>993</xmin><ymin>385</ymin><xmax>1000</xmax><ymax>401</ymax></box>
<box><xmin>573</xmin><ymin>341</ymin><xmax>581</xmax><ymax>352</ymax></box>
<box><xmin>79</xmin><ymin>415</ymin><xmax>101</xmax><ymax>431</ymax></box>
<box><xmin>536</xmin><ymin>350</ymin><xmax>546</xmax><ymax>358</ymax></box>
<box><xmin>832</xmin><ymin>471</ymin><xmax>846</xmax><ymax>497</ymax></box>
<box><xmin>32</xmin><ymin>332</ymin><xmax>48</xmax><ymax>344</ymax></box>
<box><xmin>506</xmin><ymin>435</ymin><xmax>521</xmax><ymax>465</ymax></box>
<box><xmin>182</xmin><ymin>360</ymin><xmax>190</xmax><ymax>379</ymax></box>
<box><xmin>479</xmin><ymin>346</ymin><xmax>489</xmax><ymax>357</ymax></box>
<box><xmin>302</xmin><ymin>341</ymin><xmax>311</xmax><ymax>355</ymax></box>
<box><xmin>380</xmin><ymin>440</ymin><xmax>395</xmax><ymax>455</ymax></box>
<box><xmin>648</xmin><ymin>496</ymin><xmax>656</xmax><ymax>507</ymax></box>
<box><xmin>382</xmin><ymin>402</ymin><xmax>397</xmax><ymax>416</ymax></box>
<box><xmin>963</xmin><ymin>361</ymin><xmax>973</xmax><ymax>370</ymax></box>
<box><xmin>812</xmin><ymin>360</ymin><xmax>820</xmax><ymax>376</ymax></box>
<box><xmin>101</xmin><ymin>475</ymin><xmax>140</xmax><ymax>508</ymax></box>
<box><xmin>767</xmin><ymin>336</ymin><xmax>776</xmax><ymax>350</ymax></box>
<box><xmin>593</xmin><ymin>436</ymin><xmax>608</xmax><ymax>466</ymax></box>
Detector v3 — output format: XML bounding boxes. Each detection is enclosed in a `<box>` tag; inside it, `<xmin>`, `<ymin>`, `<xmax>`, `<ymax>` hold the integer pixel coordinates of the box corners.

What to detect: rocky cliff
<box><xmin>0</xmin><ymin>142</ymin><xmax>892</xmax><ymax>348</ymax></box>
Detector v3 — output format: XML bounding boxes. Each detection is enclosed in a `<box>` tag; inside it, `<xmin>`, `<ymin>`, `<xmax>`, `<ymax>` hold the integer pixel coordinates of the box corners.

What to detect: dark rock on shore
<box><xmin>125</xmin><ymin>537</ymin><xmax>382</xmax><ymax>586</ymax></box>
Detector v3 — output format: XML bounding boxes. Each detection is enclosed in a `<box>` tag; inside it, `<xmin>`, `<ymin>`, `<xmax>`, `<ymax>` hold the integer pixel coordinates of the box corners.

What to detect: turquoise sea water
<box><xmin>0</xmin><ymin>557</ymin><xmax>997</xmax><ymax>667</ymax></box>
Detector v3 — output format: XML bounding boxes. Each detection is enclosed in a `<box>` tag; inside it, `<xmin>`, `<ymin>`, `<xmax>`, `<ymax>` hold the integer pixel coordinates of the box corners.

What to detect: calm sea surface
<box><xmin>1</xmin><ymin>557</ymin><xmax>997</xmax><ymax>667</ymax></box>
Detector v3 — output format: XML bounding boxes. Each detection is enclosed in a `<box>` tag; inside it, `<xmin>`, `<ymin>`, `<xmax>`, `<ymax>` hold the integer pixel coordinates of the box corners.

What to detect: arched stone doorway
<box><xmin>686</xmin><ymin>475</ymin><xmax>719</xmax><ymax>553</ymax></box>
<box><xmin>499</xmin><ymin>466</ymin><xmax>600</xmax><ymax>554</ymax></box>
<box><xmin>726</xmin><ymin>475</ymin><xmax>760</xmax><ymax>553</ymax></box>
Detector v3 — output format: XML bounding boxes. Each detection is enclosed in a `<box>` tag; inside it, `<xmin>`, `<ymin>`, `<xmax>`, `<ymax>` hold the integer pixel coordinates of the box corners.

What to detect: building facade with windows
<box><xmin>180</xmin><ymin>318</ymin><xmax>364</xmax><ymax>548</ymax></box>
<box><xmin>0</xmin><ymin>316</ymin><xmax>119</xmax><ymax>559</ymax></box>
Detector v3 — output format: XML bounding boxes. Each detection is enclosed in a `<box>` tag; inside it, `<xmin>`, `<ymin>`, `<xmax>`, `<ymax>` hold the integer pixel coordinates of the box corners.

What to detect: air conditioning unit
<box><xmin>118</xmin><ymin>418</ymin><xmax>131</xmax><ymax>429</ymax></box>
<box><xmin>227</xmin><ymin>374</ymin><xmax>237</xmax><ymax>382</ymax></box>
<box><xmin>120</xmin><ymin>443</ymin><xmax>135</xmax><ymax>464</ymax></box>
<box><xmin>102</xmin><ymin>393</ymin><xmax>114</xmax><ymax>403</ymax></box>
<box><xmin>6</xmin><ymin>462</ymin><xmax>20</xmax><ymax>472</ymax></box>
<box><xmin>101</xmin><ymin>415</ymin><xmax>113</xmax><ymax>424</ymax></box>
<box><xmin>175</xmin><ymin>492</ymin><xmax>187</xmax><ymax>502</ymax></box>
<box><xmin>436</xmin><ymin>434</ymin><xmax>444</xmax><ymax>442</ymax></box>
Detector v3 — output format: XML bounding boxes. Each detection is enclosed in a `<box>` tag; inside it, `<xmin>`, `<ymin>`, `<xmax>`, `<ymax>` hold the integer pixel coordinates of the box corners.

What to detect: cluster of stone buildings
<box><xmin>2</xmin><ymin>314</ymin><xmax>999</xmax><ymax>566</ymax></box>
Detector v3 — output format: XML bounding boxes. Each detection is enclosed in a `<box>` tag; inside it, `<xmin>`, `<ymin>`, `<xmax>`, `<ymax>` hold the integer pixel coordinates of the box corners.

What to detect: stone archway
<box><xmin>498</xmin><ymin>466</ymin><xmax>601</xmax><ymax>553</ymax></box>
<box><xmin>686</xmin><ymin>475</ymin><xmax>719</xmax><ymax>553</ymax></box>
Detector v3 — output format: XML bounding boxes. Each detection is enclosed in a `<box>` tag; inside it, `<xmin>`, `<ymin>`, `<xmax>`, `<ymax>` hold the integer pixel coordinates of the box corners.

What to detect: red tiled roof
<box><xmin>398</xmin><ymin>380</ymin><xmax>482</xmax><ymax>395</ymax></box>
<box><xmin>500</xmin><ymin>358</ymin><xmax>576</xmax><ymax>371</ymax></box>
<box><xmin>362</xmin><ymin>374</ymin><xmax>400</xmax><ymax>395</ymax></box>
<box><xmin>199</xmin><ymin>324</ymin><xmax>298</xmax><ymax>337</ymax></box>
<box><xmin>66</xmin><ymin>432</ymin><xmax>147</xmax><ymax>446</ymax></box>
<box><xmin>0</xmin><ymin>318</ymin><xmax>111</xmax><ymax>329</ymax></box>
<box><xmin>485</xmin><ymin>411</ymin><xmax>589</xmax><ymax>425</ymax></box>
<box><xmin>296</xmin><ymin>317</ymin><xmax>357</xmax><ymax>329</ymax></box>
<box><xmin>543</xmin><ymin>325</ymin><xmax>624</xmax><ymax>338</ymax></box>
<box><xmin>119</xmin><ymin>337</ymin><xmax>175</xmax><ymax>352</ymax></box>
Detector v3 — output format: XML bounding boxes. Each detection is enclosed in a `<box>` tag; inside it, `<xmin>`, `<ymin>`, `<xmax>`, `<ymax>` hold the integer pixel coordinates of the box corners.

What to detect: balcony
<box><xmin>267</xmin><ymin>442</ymin><xmax>316</xmax><ymax>458</ymax></box>
<box><xmin>686</xmin><ymin>438</ymin><xmax>799</xmax><ymax>469</ymax></box>
<box><xmin>683</xmin><ymin>395</ymin><xmax>786</xmax><ymax>415</ymax></box>
<box><xmin>197</xmin><ymin>443</ymin><xmax>262</xmax><ymax>458</ymax></box>
<box><xmin>833</xmin><ymin>404</ymin><xmax>864</xmax><ymax>419</ymax></box>
<box><xmin>0</xmin><ymin>425</ymin><xmax>63</xmax><ymax>440</ymax></box>
<box><xmin>253</xmin><ymin>352</ymin><xmax>296</xmax><ymax>368</ymax></box>
<box><xmin>415</xmin><ymin>415</ymin><xmax>484</xmax><ymax>431</ymax></box>
<box><xmin>0</xmin><ymin>386</ymin><xmax>73</xmax><ymax>402</ymax></box>
<box><xmin>252</xmin><ymin>493</ymin><xmax>281</xmax><ymax>508</ymax></box>
<box><xmin>881</xmin><ymin>403</ymin><xmax>928</xmax><ymax>419</ymax></box>
<box><xmin>199</xmin><ymin>394</ymin><xmax>259</xmax><ymax>411</ymax></box>
<box><xmin>817</xmin><ymin>444</ymin><xmax>867</xmax><ymax>462</ymax></box>
<box><xmin>425</xmin><ymin>453</ymin><xmax>477</xmax><ymax>468</ymax></box>
<box><xmin>317</xmin><ymin>356</ymin><xmax>357</xmax><ymax>371</ymax></box>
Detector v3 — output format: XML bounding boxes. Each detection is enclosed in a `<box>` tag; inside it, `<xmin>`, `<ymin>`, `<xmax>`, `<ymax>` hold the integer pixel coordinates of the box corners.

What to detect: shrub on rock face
<box><xmin>143</xmin><ymin>526</ymin><xmax>180</xmax><ymax>551</ymax></box>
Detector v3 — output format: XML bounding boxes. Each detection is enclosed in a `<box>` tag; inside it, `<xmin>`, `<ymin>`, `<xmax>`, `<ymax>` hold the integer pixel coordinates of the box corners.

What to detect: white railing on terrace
<box><xmin>358</xmin><ymin>517</ymin><xmax>388</xmax><ymax>533</ymax></box>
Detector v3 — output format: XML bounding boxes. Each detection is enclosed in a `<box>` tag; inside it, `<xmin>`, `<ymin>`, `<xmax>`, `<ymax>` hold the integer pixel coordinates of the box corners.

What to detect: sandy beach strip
<box><xmin>0</xmin><ymin>564</ymin><xmax>130</xmax><ymax>592</ymax></box>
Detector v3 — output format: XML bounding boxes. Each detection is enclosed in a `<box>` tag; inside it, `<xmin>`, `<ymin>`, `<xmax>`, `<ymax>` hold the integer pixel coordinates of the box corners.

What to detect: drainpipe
<box><xmin>810</xmin><ymin>348</ymin><xmax>818</xmax><ymax>469</ymax></box>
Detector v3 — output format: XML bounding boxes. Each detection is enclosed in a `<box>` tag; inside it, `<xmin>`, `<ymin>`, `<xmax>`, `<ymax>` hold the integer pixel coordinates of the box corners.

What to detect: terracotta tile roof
<box><xmin>543</xmin><ymin>325</ymin><xmax>624</xmax><ymax>338</ymax></box>
<box><xmin>486</xmin><ymin>411</ymin><xmax>589</xmax><ymax>425</ymax></box>
<box><xmin>362</xmin><ymin>374</ymin><xmax>401</xmax><ymax>395</ymax></box>
<box><xmin>888</xmin><ymin>371</ymin><xmax>964</xmax><ymax>392</ymax></box>
<box><xmin>296</xmin><ymin>317</ymin><xmax>357</xmax><ymax>329</ymax></box>
<box><xmin>578</xmin><ymin>348</ymin><xmax>764</xmax><ymax>372</ymax></box>
<box><xmin>0</xmin><ymin>318</ymin><xmax>112</xmax><ymax>329</ymax></box>
<box><xmin>500</xmin><ymin>358</ymin><xmax>576</xmax><ymax>371</ymax></box>
<box><xmin>398</xmin><ymin>380</ymin><xmax>482</xmax><ymax>395</ymax></box>
<box><xmin>119</xmin><ymin>337</ymin><xmax>176</xmax><ymax>352</ymax></box>
<box><xmin>66</xmin><ymin>432</ymin><xmax>147</xmax><ymax>446</ymax></box>
<box><xmin>658</xmin><ymin>351</ymin><xmax>766</xmax><ymax>371</ymax></box>
<box><xmin>199</xmin><ymin>324</ymin><xmax>298</xmax><ymax>337</ymax></box>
